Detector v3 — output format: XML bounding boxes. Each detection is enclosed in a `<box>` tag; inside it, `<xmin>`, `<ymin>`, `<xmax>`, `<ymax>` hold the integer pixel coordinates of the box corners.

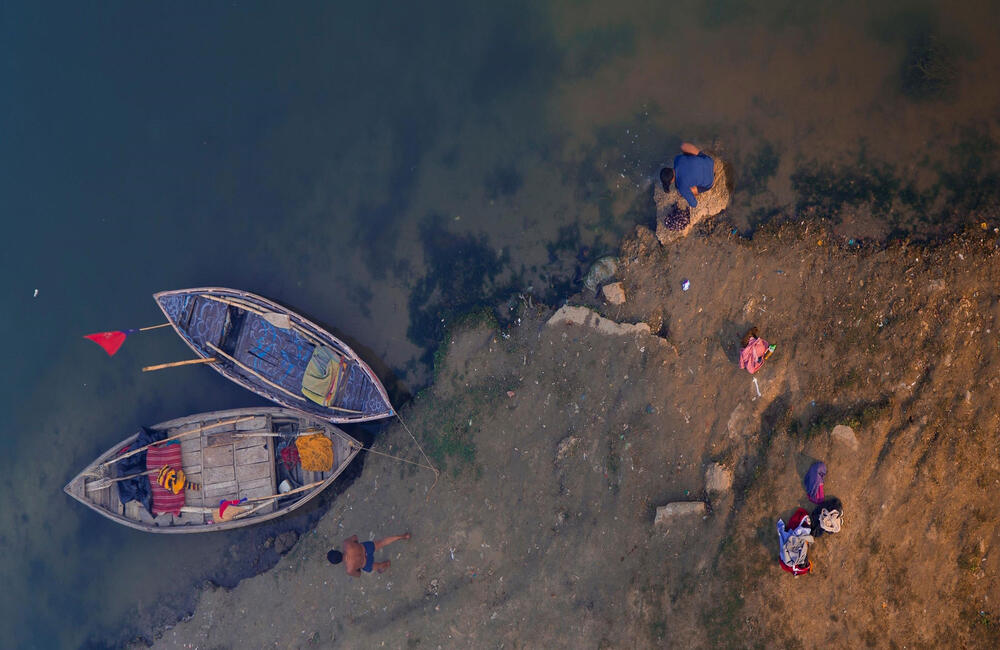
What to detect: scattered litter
<box><xmin>506</xmin><ymin>391</ymin><xmax>515</xmax><ymax>398</ymax></box>
<box><xmin>753</xmin><ymin>377</ymin><xmax>761</xmax><ymax>397</ymax></box>
<box><xmin>33</xmin><ymin>289</ymin><xmax>38</xmax><ymax>297</ymax></box>
<box><xmin>681</xmin><ymin>279</ymin><xmax>690</xmax><ymax>291</ymax></box>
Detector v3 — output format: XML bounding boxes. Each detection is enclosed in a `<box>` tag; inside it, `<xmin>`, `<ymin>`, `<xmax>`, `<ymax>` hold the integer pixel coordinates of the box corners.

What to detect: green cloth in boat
<box><xmin>301</xmin><ymin>346</ymin><xmax>344</xmax><ymax>406</ymax></box>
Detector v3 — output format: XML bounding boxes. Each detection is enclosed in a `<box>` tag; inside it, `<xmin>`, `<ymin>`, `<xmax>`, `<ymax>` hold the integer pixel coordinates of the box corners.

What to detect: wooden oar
<box><xmin>142</xmin><ymin>357</ymin><xmax>217</xmax><ymax>372</ymax></box>
<box><xmin>177</xmin><ymin>480</ymin><xmax>328</xmax><ymax>521</ymax></box>
<box><xmin>100</xmin><ymin>415</ymin><xmax>255</xmax><ymax>468</ymax></box>
<box><xmin>205</xmin><ymin>342</ymin><xmax>364</xmax><ymax>415</ymax></box>
<box><xmin>243</xmin><ymin>479</ymin><xmax>326</xmax><ymax>503</ymax></box>
<box><xmin>86</xmin><ymin>469</ymin><xmax>158</xmax><ymax>491</ymax></box>
<box><xmin>232</xmin><ymin>427</ymin><xmax>324</xmax><ymax>439</ymax></box>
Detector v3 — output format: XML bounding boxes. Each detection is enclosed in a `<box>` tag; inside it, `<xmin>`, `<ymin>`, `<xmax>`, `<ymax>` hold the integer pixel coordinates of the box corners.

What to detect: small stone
<box><xmin>273</xmin><ymin>530</ymin><xmax>299</xmax><ymax>554</ymax></box>
<box><xmin>654</xmin><ymin>501</ymin><xmax>706</xmax><ymax>528</ymax></box>
<box><xmin>601</xmin><ymin>282</ymin><xmax>626</xmax><ymax>305</ymax></box>
<box><xmin>705</xmin><ymin>463</ymin><xmax>733</xmax><ymax>494</ymax></box>
<box><xmin>832</xmin><ymin>424</ymin><xmax>859</xmax><ymax>451</ymax></box>
<box><xmin>555</xmin><ymin>436</ymin><xmax>581</xmax><ymax>461</ymax></box>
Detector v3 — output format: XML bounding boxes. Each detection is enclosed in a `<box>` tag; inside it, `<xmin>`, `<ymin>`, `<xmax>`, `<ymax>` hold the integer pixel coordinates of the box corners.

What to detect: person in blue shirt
<box><xmin>660</xmin><ymin>142</ymin><xmax>715</xmax><ymax>208</ymax></box>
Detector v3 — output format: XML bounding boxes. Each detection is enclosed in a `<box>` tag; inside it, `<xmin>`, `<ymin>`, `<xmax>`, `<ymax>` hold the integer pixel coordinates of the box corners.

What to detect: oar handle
<box><xmin>142</xmin><ymin>357</ymin><xmax>217</xmax><ymax>372</ymax></box>
<box><xmin>139</xmin><ymin>323</ymin><xmax>172</xmax><ymax>332</ymax></box>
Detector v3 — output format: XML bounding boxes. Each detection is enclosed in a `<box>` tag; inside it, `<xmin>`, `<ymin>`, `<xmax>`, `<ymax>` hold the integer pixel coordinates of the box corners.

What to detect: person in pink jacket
<box><xmin>739</xmin><ymin>327</ymin><xmax>775</xmax><ymax>374</ymax></box>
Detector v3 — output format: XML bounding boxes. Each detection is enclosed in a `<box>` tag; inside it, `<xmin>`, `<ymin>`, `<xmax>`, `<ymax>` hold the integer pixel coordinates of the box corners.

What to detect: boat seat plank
<box><xmin>203</xmin><ymin>445</ymin><xmax>234</xmax><ymax>468</ymax></box>
<box><xmin>237</xmin><ymin>476</ymin><xmax>271</xmax><ymax>492</ymax></box>
<box><xmin>205</xmin><ymin>431</ymin><xmax>236</xmax><ymax>447</ymax></box>
<box><xmin>204</xmin><ymin>480</ymin><xmax>238</xmax><ymax>498</ymax></box>
<box><xmin>204</xmin><ymin>465</ymin><xmax>236</xmax><ymax>485</ymax></box>
<box><xmin>236</xmin><ymin>416</ymin><xmax>268</xmax><ymax>431</ymax></box>
<box><xmin>235</xmin><ymin>460</ymin><xmax>270</xmax><ymax>482</ymax></box>
<box><xmin>235</xmin><ymin>445</ymin><xmax>269</xmax><ymax>465</ymax></box>
<box><xmin>238</xmin><ymin>485</ymin><xmax>273</xmax><ymax>500</ymax></box>
<box><xmin>235</xmin><ymin>432</ymin><xmax>271</xmax><ymax>449</ymax></box>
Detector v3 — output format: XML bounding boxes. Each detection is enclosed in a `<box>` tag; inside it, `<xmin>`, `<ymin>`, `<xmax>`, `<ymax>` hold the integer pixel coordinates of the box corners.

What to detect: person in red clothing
<box><xmin>739</xmin><ymin>326</ymin><xmax>775</xmax><ymax>374</ymax></box>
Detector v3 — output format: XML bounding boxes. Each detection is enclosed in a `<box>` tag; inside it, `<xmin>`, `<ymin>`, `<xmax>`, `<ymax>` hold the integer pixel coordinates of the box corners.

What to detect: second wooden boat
<box><xmin>154</xmin><ymin>287</ymin><xmax>394</xmax><ymax>423</ymax></box>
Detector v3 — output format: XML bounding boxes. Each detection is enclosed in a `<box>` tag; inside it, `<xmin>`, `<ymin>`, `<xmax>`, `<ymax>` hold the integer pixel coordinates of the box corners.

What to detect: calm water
<box><xmin>3</xmin><ymin>1</ymin><xmax>1000</xmax><ymax>646</ymax></box>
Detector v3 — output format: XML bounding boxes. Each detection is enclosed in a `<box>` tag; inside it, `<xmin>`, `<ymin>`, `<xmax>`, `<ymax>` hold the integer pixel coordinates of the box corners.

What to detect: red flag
<box><xmin>84</xmin><ymin>330</ymin><xmax>132</xmax><ymax>356</ymax></box>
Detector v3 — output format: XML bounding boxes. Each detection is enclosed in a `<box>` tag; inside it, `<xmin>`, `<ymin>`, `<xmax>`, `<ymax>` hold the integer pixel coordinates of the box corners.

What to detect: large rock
<box><xmin>655</xmin><ymin>155</ymin><xmax>731</xmax><ymax>246</ymax></box>
<box><xmin>583</xmin><ymin>256</ymin><xmax>618</xmax><ymax>293</ymax></box>
<box><xmin>831</xmin><ymin>424</ymin><xmax>859</xmax><ymax>451</ymax></box>
<box><xmin>705</xmin><ymin>463</ymin><xmax>734</xmax><ymax>494</ymax></box>
<box><xmin>547</xmin><ymin>305</ymin><xmax>652</xmax><ymax>337</ymax></box>
<box><xmin>654</xmin><ymin>501</ymin><xmax>707</xmax><ymax>528</ymax></box>
<box><xmin>601</xmin><ymin>282</ymin><xmax>626</xmax><ymax>305</ymax></box>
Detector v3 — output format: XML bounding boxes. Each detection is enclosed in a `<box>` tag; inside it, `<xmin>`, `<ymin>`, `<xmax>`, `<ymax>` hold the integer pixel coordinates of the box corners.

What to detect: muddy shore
<box><xmin>148</xmin><ymin>220</ymin><xmax>1000</xmax><ymax>649</ymax></box>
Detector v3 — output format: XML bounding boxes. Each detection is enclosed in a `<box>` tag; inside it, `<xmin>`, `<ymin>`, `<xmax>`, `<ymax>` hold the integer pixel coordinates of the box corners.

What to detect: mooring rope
<box><xmin>392</xmin><ymin>411</ymin><xmax>440</xmax><ymax>497</ymax></box>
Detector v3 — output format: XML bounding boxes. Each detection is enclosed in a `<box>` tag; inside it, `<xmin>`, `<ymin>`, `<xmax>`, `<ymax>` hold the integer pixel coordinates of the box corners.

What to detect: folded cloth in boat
<box><xmin>296</xmin><ymin>433</ymin><xmax>334</xmax><ymax>472</ymax></box>
<box><xmin>301</xmin><ymin>346</ymin><xmax>345</xmax><ymax>406</ymax></box>
<box><xmin>216</xmin><ymin>498</ymin><xmax>249</xmax><ymax>522</ymax></box>
<box><xmin>147</xmin><ymin>442</ymin><xmax>185</xmax><ymax>516</ymax></box>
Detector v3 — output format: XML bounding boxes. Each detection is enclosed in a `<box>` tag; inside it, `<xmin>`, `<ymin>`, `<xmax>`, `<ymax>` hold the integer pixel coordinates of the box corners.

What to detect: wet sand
<box><xmin>150</xmin><ymin>221</ymin><xmax>1000</xmax><ymax>648</ymax></box>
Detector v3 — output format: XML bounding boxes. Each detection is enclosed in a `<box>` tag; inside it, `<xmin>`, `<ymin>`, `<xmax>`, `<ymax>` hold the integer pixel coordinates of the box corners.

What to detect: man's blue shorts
<box><xmin>361</xmin><ymin>540</ymin><xmax>375</xmax><ymax>572</ymax></box>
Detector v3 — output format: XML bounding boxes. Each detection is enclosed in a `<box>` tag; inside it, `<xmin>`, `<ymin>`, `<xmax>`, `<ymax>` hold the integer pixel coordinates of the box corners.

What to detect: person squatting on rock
<box><xmin>328</xmin><ymin>532</ymin><xmax>411</xmax><ymax>577</ymax></box>
<box><xmin>660</xmin><ymin>142</ymin><xmax>715</xmax><ymax>209</ymax></box>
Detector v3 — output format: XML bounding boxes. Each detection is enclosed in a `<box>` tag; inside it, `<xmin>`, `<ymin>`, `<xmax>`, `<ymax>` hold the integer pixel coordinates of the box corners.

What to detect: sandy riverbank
<box><xmin>148</xmin><ymin>220</ymin><xmax>1000</xmax><ymax>649</ymax></box>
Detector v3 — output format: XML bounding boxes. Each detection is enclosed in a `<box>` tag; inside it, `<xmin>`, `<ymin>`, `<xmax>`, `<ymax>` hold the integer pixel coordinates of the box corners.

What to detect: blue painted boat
<box><xmin>154</xmin><ymin>287</ymin><xmax>394</xmax><ymax>423</ymax></box>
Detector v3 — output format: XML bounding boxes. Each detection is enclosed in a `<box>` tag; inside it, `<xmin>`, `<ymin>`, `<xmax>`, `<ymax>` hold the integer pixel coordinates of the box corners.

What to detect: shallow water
<box><xmin>2</xmin><ymin>0</ymin><xmax>999</xmax><ymax>646</ymax></box>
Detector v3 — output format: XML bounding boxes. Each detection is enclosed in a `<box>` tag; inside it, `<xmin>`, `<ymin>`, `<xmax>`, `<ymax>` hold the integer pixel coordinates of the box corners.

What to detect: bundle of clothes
<box><xmin>776</xmin><ymin>461</ymin><xmax>844</xmax><ymax>575</ymax></box>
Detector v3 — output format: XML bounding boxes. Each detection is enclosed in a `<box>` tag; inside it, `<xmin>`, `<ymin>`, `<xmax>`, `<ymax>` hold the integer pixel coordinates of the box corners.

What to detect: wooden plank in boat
<box><xmin>238</xmin><ymin>484</ymin><xmax>274</xmax><ymax>500</ymax></box>
<box><xmin>205</xmin><ymin>480</ymin><xmax>238</xmax><ymax>498</ymax></box>
<box><xmin>236</xmin><ymin>432</ymin><xmax>271</xmax><ymax>449</ymax></box>
<box><xmin>235</xmin><ymin>444</ymin><xmax>269</xmax><ymax>466</ymax></box>
<box><xmin>236</xmin><ymin>416</ymin><xmax>268</xmax><ymax>431</ymax></box>
<box><xmin>181</xmin><ymin>447</ymin><xmax>202</xmax><ymax>473</ymax></box>
<box><xmin>205</xmin><ymin>431</ymin><xmax>236</xmax><ymax>447</ymax></box>
<box><xmin>204</xmin><ymin>465</ymin><xmax>236</xmax><ymax>485</ymax></box>
<box><xmin>124</xmin><ymin>500</ymin><xmax>144</xmax><ymax>521</ymax></box>
<box><xmin>237</xmin><ymin>476</ymin><xmax>271</xmax><ymax>493</ymax></box>
<box><xmin>235</xmin><ymin>460</ymin><xmax>269</xmax><ymax>483</ymax></box>
<box><xmin>109</xmin><ymin>486</ymin><xmax>124</xmax><ymax>516</ymax></box>
<box><xmin>203</xmin><ymin>445</ymin><xmax>234</xmax><ymax>468</ymax></box>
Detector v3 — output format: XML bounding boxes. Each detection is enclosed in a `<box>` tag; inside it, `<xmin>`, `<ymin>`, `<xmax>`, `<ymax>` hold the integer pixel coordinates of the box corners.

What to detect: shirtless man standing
<box><xmin>327</xmin><ymin>532</ymin><xmax>411</xmax><ymax>577</ymax></box>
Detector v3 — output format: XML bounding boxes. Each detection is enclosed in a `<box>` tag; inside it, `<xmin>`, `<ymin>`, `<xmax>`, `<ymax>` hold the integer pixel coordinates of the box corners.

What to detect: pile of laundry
<box><xmin>776</xmin><ymin>461</ymin><xmax>844</xmax><ymax>575</ymax></box>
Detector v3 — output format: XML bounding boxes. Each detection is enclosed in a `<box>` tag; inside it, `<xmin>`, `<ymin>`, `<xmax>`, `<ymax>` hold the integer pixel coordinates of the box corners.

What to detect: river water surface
<box><xmin>3</xmin><ymin>1</ymin><xmax>1000</xmax><ymax>646</ymax></box>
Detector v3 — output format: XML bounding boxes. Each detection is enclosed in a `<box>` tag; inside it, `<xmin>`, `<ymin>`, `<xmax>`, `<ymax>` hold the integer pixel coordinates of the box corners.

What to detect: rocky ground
<box><xmin>148</xmin><ymin>220</ymin><xmax>1000</xmax><ymax>649</ymax></box>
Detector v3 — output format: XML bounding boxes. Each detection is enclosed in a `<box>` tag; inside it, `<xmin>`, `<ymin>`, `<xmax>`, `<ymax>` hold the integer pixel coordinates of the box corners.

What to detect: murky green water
<box><xmin>2</xmin><ymin>0</ymin><xmax>999</xmax><ymax>646</ymax></box>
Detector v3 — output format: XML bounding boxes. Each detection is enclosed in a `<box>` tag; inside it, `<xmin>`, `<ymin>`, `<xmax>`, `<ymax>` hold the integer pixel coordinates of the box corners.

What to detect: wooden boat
<box><xmin>154</xmin><ymin>287</ymin><xmax>394</xmax><ymax>423</ymax></box>
<box><xmin>64</xmin><ymin>407</ymin><xmax>361</xmax><ymax>533</ymax></box>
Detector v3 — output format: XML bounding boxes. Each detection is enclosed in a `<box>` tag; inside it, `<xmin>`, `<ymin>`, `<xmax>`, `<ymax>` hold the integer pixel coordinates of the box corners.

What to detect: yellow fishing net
<box><xmin>295</xmin><ymin>434</ymin><xmax>334</xmax><ymax>472</ymax></box>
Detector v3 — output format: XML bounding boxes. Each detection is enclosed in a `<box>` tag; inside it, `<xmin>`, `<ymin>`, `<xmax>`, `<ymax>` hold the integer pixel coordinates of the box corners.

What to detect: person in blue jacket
<box><xmin>660</xmin><ymin>142</ymin><xmax>715</xmax><ymax>208</ymax></box>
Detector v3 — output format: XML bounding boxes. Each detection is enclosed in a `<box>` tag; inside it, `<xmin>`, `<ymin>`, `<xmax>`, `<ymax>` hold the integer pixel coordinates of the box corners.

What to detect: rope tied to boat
<box><xmin>396</xmin><ymin>412</ymin><xmax>440</xmax><ymax>498</ymax></box>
